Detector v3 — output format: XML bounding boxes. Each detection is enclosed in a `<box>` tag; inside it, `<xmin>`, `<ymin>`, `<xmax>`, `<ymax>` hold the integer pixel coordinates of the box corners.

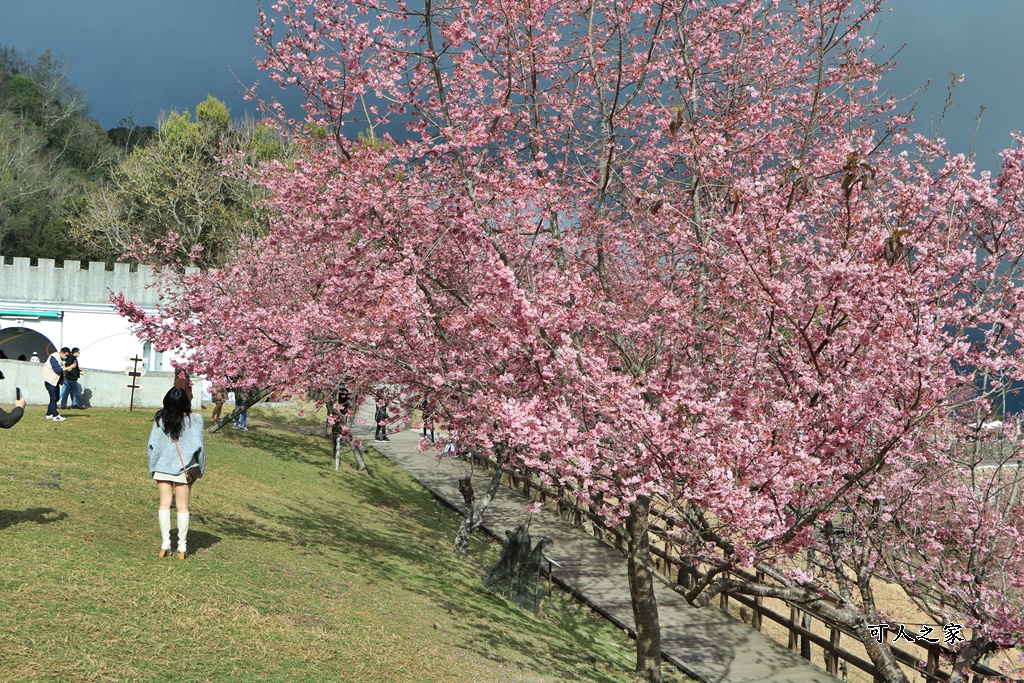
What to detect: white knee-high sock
<box><xmin>158</xmin><ymin>509</ymin><xmax>171</xmax><ymax>550</ymax></box>
<box><xmin>177</xmin><ymin>512</ymin><xmax>190</xmax><ymax>552</ymax></box>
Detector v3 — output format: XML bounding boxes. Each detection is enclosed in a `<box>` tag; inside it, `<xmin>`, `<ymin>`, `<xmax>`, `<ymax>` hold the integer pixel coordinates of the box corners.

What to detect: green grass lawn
<box><xmin>0</xmin><ymin>407</ymin><xmax>693</xmax><ymax>683</ymax></box>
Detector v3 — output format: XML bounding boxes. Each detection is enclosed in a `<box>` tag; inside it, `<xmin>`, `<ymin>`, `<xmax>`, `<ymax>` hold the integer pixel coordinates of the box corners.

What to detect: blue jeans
<box><xmin>44</xmin><ymin>382</ymin><xmax>60</xmax><ymax>416</ymax></box>
<box><xmin>60</xmin><ymin>379</ymin><xmax>83</xmax><ymax>408</ymax></box>
<box><xmin>233</xmin><ymin>400</ymin><xmax>247</xmax><ymax>428</ymax></box>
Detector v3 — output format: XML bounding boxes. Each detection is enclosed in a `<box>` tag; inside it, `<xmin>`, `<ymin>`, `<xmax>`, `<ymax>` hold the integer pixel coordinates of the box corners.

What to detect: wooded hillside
<box><xmin>0</xmin><ymin>45</ymin><xmax>283</xmax><ymax>266</ymax></box>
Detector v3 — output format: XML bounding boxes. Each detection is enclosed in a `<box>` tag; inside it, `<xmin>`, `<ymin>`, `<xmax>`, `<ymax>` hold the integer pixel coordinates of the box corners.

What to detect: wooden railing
<box><xmin>471</xmin><ymin>453</ymin><xmax>1014</xmax><ymax>683</ymax></box>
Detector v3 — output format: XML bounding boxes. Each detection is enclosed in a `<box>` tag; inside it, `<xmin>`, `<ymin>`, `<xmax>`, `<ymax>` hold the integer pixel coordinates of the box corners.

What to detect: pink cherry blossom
<box><xmin>117</xmin><ymin>2</ymin><xmax>1024</xmax><ymax>681</ymax></box>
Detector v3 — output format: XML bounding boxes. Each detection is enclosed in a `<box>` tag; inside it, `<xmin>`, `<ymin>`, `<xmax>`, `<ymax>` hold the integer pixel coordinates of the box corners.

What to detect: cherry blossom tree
<box><xmin>116</xmin><ymin>1</ymin><xmax>1024</xmax><ymax>681</ymax></box>
<box><xmin>656</xmin><ymin>130</ymin><xmax>1024</xmax><ymax>682</ymax></box>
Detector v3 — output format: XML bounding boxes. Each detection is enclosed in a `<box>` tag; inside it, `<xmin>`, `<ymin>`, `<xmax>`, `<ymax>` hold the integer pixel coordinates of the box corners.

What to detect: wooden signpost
<box><xmin>126</xmin><ymin>355</ymin><xmax>145</xmax><ymax>411</ymax></box>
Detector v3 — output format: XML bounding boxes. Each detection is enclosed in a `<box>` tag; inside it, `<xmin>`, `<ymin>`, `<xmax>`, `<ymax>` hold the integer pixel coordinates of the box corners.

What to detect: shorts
<box><xmin>153</xmin><ymin>471</ymin><xmax>189</xmax><ymax>484</ymax></box>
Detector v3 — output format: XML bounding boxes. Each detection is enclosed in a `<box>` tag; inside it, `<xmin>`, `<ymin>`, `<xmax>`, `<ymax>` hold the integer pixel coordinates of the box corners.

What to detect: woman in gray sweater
<box><xmin>148</xmin><ymin>387</ymin><xmax>205</xmax><ymax>559</ymax></box>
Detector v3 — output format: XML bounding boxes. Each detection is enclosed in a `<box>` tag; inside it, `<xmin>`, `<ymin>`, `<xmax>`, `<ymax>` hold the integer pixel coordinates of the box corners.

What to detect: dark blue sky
<box><xmin>1</xmin><ymin>1</ymin><xmax>1023</xmax><ymax>165</ymax></box>
<box><xmin>0</xmin><ymin>0</ymin><xmax>289</xmax><ymax>128</ymax></box>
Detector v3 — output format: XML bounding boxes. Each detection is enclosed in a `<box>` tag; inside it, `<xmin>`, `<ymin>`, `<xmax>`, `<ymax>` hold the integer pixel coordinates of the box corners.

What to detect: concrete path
<box><xmin>349</xmin><ymin>407</ymin><xmax>841</xmax><ymax>683</ymax></box>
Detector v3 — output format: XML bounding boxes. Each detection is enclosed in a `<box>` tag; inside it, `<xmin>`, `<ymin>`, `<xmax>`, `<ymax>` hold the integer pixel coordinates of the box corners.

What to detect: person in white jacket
<box><xmin>41</xmin><ymin>348</ymin><xmax>68</xmax><ymax>421</ymax></box>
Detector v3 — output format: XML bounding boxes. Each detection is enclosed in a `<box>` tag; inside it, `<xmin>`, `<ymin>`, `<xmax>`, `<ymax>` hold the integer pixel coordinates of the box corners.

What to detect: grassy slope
<box><xmin>0</xmin><ymin>408</ymin><xmax>692</xmax><ymax>683</ymax></box>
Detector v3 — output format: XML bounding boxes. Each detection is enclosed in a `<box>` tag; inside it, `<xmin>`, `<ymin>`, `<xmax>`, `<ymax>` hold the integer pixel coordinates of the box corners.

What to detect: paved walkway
<box><xmin>342</xmin><ymin>407</ymin><xmax>841</xmax><ymax>683</ymax></box>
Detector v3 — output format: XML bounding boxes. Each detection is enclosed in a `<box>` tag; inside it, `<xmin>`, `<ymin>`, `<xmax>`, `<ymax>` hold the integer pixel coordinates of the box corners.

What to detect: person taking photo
<box><xmin>0</xmin><ymin>371</ymin><xmax>26</xmax><ymax>428</ymax></box>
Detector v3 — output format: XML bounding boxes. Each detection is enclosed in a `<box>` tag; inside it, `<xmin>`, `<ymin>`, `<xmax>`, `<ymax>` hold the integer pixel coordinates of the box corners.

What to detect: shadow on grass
<box><xmin>210</xmin><ymin>500</ymin><xmax>443</xmax><ymax>566</ymax></box>
<box><xmin>205</xmin><ymin>439</ymin><xmax>478</xmax><ymax>571</ymax></box>
<box><xmin>169</xmin><ymin>529</ymin><xmax>222</xmax><ymax>553</ymax></box>
<box><xmin>211</xmin><ymin>425</ymin><xmax>637</xmax><ymax>681</ymax></box>
<box><xmin>208</xmin><ymin>495</ymin><xmax>629</xmax><ymax>683</ymax></box>
<box><xmin>232</xmin><ymin>428</ymin><xmax>331</xmax><ymax>468</ymax></box>
<box><xmin>234</xmin><ymin>421</ymin><xmax>397</xmax><ymax>477</ymax></box>
<box><xmin>0</xmin><ymin>507</ymin><xmax>68</xmax><ymax>531</ymax></box>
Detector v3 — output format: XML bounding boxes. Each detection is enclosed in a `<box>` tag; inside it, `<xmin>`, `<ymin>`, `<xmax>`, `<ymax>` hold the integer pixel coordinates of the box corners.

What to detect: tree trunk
<box><xmin>856</xmin><ymin>624</ymin><xmax>910</xmax><ymax>683</ymax></box>
<box><xmin>800</xmin><ymin>548</ymin><xmax>814</xmax><ymax>660</ymax></box>
<box><xmin>800</xmin><ymin>612</ymin><xmax>812</xmax><ymax>660</ymax></box>
<box><xmin>351</xmin><ymin>439</ymin><xmax>369</xmax><ymax>472</ymax></box>
<box><xmin>208</xmin><ymin>387</ymin><xmax>272</xmax><ymax>433</ymax></box>
<box><xmin>453</xmin><ymin>464</ymin><xmax>504</xmax><ymax>557</ymax></box>
<box><xmin>334</xmin><ymin>431</ymin><xmax>369</xmax><ymax>472</ymax></box>
<box><xmin>855</xmin><ymin>569</ymin><xmax>911</xmax><ymax>683</ymax></box>
<box><xmin>626</xmin><ymin>496</ymin><xmax>662</xmax><ymax>683</ymax></box>
<box><xmin>329</xmin><ymin>401</ymin><xmax>369</xmax><ymax>474</ymax></box>
<box><xmin>345</xmin><ymin>392</ymin><xmax>369</xmax><ymax>472</ymax></box>
<box><xmin>948</xmin><ymin>639</ymin><xmax>994</xmax><ymax>683</ymax></box>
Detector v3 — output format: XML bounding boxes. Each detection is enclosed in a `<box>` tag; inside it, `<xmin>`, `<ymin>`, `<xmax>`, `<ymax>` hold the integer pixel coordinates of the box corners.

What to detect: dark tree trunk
<box><xmin>949</xmin><ymin>639</ymin><xmax>994</xmax><ymax>683</ymax></box>
<box><xmin>800</xmin><ymin>612</ymin><xmax>812</xmax><ymax>660</ymax></box>
<box><xmin>453</xmin><ymin>465</ymin><xmax>504</xmax><ymax>557</ymax></box>
<box><xmin>208</xmin><ymin>387</ymin><xmax>272</xmax><ymax>433</ymax></box>
<box><xmin>626</xmin><ymin>495</ymin><xmax>662</xmax><ymax>683</ymax></box>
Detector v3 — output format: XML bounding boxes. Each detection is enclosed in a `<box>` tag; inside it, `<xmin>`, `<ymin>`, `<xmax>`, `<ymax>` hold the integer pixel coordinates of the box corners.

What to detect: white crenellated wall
<box><xmin>0</xmin><ymin>257</ymin><xmax>193</xmax><ymax>376</ymax></box>
<box><xmin>0</xmin><ymin>257</ymin><xmax>161</xmax><ymax>306</ymax></box>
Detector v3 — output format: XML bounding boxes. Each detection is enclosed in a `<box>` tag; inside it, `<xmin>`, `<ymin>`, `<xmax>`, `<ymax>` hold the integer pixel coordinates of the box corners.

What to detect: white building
<box><xmin>0</xmin><ymin>256</ymin><xmax>186</xmax><ymax>374</ymax></box>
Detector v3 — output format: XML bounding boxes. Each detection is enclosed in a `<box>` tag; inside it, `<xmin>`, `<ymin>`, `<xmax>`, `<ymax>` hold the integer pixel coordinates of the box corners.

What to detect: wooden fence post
<box><xmin>926</xmin><ymin>648</ymin><xmax>939</xmax><ymax>683</ymax></box>
<box><xmin>752</xmin><ymin>570</ymin><xmax>764</xmax><ymax>631</ymax></box>
<box><xmin>827</xmin><ymin>626</ymin><xmax>840</xmax><ymax>675</ymax></box>
<box><xmin>678</xmin><ymin>565</ymin><xmax>692</xmax><ymax>590</ymax></box>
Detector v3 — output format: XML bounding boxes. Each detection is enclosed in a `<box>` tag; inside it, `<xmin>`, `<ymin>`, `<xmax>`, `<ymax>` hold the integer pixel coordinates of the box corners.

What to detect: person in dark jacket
<box><xmin>337</xmin><ymin>386</ymin><xmax>351</xmax><ymax>417</ymax></box>
<box><xmin>59</xmin><ymin>347</ymin><xmax>84</xmax><ymax>409</ymax></box>
<box><xmin>0</xmin><ymin>371</ymin><xmax>26</xmax><ymax>428</ymax></box>
<box><xmin>421</xmin><ymin>397</ymin><xmax>434</xmax><ymax>443</ymax></box>
<box><xmin>374</xmin><ymin>400</ymin><xmax>390</xmax><ymax>442</ymax></box>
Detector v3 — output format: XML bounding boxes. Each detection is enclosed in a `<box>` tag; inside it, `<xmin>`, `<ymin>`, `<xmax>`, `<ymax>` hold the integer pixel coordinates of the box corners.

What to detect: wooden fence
<box><xmin>472</xmin><ymin>453</ymin><xmax>1013</xmax><ymax>683</ymax></box>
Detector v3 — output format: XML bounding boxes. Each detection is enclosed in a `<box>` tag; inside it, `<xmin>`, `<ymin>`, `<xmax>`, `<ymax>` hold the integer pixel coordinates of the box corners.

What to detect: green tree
<box><xmin>72</xmin><ymin>98</ymin><xmax>291</xmax><ymax>266</ymax></box>
<box><xmin>195</xmin><ymin>94</ymin><xmax>230</xmax><ymax>133</ymax></box>
<box><xmin>0</xmin><ymin>45</ymin><xmax>118</xmax><ymax>258</ymax></box>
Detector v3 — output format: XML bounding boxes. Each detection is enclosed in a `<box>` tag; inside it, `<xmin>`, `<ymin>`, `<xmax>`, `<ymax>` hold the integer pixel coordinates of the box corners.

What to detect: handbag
<box><xmin>174</xmin><ymin>439</ymin><xmax>202</xmax><ymax>485</ymax></box>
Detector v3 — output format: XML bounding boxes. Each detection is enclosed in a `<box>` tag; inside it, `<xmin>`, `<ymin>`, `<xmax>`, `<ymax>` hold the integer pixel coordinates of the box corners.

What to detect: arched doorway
<box><xmin>0</xmin><ymin>327</ymin><xmax>57</xmax><ymax>361</ymax></box>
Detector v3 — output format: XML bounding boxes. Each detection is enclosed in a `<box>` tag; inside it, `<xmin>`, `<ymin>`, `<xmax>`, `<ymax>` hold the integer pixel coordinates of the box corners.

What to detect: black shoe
<box><xmin>382</xmin><ymin>436</ymin><xmax>391</xmax><ymax>442</ymax></box>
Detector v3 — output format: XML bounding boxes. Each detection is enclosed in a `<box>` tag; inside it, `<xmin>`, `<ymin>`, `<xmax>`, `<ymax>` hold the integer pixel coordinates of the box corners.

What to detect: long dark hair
<box><xmin>155</xmin><ymin>387</ymin><xmax>191</xmax><ymax>441</ymax></box>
